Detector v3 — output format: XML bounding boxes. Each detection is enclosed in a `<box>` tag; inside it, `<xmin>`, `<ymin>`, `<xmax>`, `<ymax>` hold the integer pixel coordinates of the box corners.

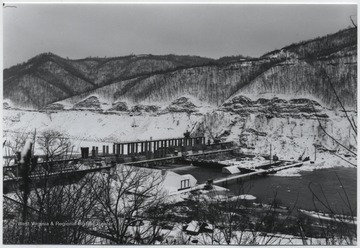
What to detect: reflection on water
<box><xmin>175</xmin><ymin>165</ymin><xmax>357</xmax><ymax>214</ymax></box>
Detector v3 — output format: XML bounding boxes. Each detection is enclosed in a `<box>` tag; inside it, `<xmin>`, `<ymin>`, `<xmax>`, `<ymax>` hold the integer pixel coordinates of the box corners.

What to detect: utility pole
<box><xmin>32</xmin><ymin>129</ymin><xmax>36</xmax><ymax>156</ymax></box>
<box><xmin>20</xmin><ymin>140</ymin><xmax>32</xmax><ymax>243</ymax></box>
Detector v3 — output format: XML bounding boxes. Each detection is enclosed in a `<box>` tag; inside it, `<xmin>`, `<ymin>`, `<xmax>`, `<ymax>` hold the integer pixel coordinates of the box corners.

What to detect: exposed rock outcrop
<box><xmin>72</xmin><ymin>96</ymin><xmax>102</xmax><ymax>110</ymax></box>
<box><xmin>130</xmin><ymin>104</ymin><xmax>160</xmax><ymax>113</ymax></box>
<box><xmin>221</xmin><ymin>96</ymin><xmax>325</xmax><ymax>118</ymax></box>
<box><xmin>42</xmin><ymin>103</ymin><xmax>65</xmax><ymax>111</ymax></box>
<box><xmin>3</xmin><ymin>102</ymin><xmax>11</xmax><ymax>110</ymax></box>
<box><xmin>167</xmin><ymin>97</ymin><xmax>198</xmax><ymax>113</ymax></box>
<box><xmin>109</xmin><ymin>101</ymin><xmax>129</xmax><ymax>112</ymax></box>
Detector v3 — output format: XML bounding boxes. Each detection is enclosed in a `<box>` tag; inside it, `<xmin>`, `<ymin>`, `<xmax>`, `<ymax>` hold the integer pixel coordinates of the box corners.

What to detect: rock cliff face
<box><xmin>72</xmin><ymin>96</ymin><xmax>103</xmax><ymax>111</ymax></box>
<box><xmin>221</xmin><ymin>96</ymin><xmax>326</xmax><ymax>118</ymax></box>
<box><xmin>4</xmin><ymin>98</ymin><xmax>355</xmax><ymax>159</ymax></box>
<box><xmin>193</xmin><ymin>76</ymin><xmax>355</xmax><ymax>158</ymax></box>
<box><xmin>109</xmin><ymin>102</ymin><xmax>129</xmax><ymax>112</ymax></box>
<box><xmin>166</xmin><ymin>97</ymin><xmax>198</xmax><ymax>113</ymax></box>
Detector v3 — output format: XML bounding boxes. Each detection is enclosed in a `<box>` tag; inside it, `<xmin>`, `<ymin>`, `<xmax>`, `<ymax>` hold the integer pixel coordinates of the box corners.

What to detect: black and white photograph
<box><xmin>2</xmin><ymin>2</ymin><xmax>357</xmax><ymax>245</ymax></box>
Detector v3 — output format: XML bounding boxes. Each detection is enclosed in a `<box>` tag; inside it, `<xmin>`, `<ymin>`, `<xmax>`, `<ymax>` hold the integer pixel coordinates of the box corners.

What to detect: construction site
<box><xmin>3</xmin><ymin>124</ymin><xmax>309</xmax><ymax>195</ymax></box>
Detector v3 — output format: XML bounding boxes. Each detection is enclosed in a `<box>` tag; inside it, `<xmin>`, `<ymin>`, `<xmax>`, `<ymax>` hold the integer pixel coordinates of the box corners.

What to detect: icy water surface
<box><xmin>175</xmin><ymin>165</ymin><xmax>357</xmax><ymax>214</ymax></box>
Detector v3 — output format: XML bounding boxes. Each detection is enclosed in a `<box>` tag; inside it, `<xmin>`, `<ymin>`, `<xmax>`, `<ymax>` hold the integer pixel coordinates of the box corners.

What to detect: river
<box><xmin>174</xmin><ymin>165</ymin><xmax>357</xmax><ymax>215</ymax></box>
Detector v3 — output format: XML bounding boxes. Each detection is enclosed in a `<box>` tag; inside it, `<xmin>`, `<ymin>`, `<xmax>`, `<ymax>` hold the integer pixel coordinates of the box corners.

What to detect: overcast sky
<box><xmin>3</xmin><ymin>4</ymin><xmax>357</xmax><ymax>68</ymax></box>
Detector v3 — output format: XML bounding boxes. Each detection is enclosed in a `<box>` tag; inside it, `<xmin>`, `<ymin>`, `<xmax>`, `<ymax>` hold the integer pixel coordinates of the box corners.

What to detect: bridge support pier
<box><xmin>112</xmin><ymin>136</ymin><xmax>206</xmax><ymax>157</ymax></box>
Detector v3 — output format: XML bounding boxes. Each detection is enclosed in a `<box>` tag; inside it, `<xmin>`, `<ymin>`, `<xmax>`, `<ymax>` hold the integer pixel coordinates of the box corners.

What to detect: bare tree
<box><xmin>311</xmin><ymin>68</ymin><xmax>357</xmax><ymax>167</ymax></box>
<box><xmin>350</xmin><ymin>15</ymin><xmax>357</xmax><ymax>28</ymax></box>
<box><xmin>3</xmin><ymin>131</ymin><xmax>31</xmax><ymax>166</ymax></box>
<box><xmin>30</xmin><ymin>173</ymin><xmax>99</xmax><ymax>244</ymax></box>
<box><xmin>37</xmin><ymin>129</ymin><xmax>73</xmax><ymax>162</ymax></box>
<box><xmin>182</xmin><ymin>182</ymin><xmax>299</xmax><ymax>245</ymax></box>
<box><xmin>302</xmin><ymin>174</ymin><xmax>357</xmax><ymax>245</ymax></box>
<box><xmin>4</xmin><ymin>161</ymin><xmax>100</xmax><ymax>244</ymax></box>
<box><xmin>3</xmin><ymin>131</ymin><xmax>97</xmax><ymax>244</ymax></box>
<box><xmin>87</xmin><ymin>165</ymin><xmax>167</xmax><ymax>244</ymax></box>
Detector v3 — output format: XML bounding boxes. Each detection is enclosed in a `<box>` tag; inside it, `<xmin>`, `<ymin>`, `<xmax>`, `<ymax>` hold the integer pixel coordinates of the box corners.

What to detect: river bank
<box><xmin>174</xmin><ymin>158</ymin><xmax>356</xmax><ymax>214</ymax></box>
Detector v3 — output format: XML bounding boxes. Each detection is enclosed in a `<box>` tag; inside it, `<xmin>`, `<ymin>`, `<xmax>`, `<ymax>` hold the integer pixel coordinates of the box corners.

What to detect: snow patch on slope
<box><xmin>3</xmin><ymin>109</ymin><xmax>204</xmax><ymax>154</ymax></box>
<box><xmin>273</xmin><ymin>154</ymin><xmax>356</xmax><ymax>177</ymax></box>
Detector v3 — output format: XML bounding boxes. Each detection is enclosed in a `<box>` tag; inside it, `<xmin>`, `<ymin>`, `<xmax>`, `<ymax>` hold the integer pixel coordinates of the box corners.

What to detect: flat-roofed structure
<box><xmin>113</xmin><ymin>136</ymin><xmax>206</xmax><ymax>156</ymax></box>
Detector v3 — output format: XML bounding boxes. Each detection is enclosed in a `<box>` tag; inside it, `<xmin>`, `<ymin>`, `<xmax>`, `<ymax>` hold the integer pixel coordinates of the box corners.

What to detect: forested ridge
<box><xmin>4</xmin><ymin>27</ymin><xmax>357</xmax><ymax>109</ymax></box>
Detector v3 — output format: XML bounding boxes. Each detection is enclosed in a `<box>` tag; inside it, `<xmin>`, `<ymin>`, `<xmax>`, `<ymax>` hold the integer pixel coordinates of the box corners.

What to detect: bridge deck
<box><xmin>187</xmin><ymin>148</ymin><xmax>239</xmax><ymax>157</ymax></box>
<box><xmin>4</xmin><ymin>166</ymin><xmax>113</xmax><ymax>183</ymax></box>
<box><xmin>4</xmin><ymin>148</ymin><xmax>239</xmax><ymax>183</ymax></box>
<box><xmin>213</xmin><ymin>161</ymin><xmax>304</xmax><ymax>184</ymax></box>
<box><xmin>177</xmin><ymin>161</ymin><xmax>305</xmax><ymax>192</ymax></box>
<box><xmin>123</xmin><ymin>155</ymin><xmax>182</xmax><ymax>165</ymax></box>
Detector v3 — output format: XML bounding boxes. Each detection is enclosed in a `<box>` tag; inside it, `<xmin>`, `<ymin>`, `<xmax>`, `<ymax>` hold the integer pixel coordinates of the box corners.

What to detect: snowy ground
<box><xmin>3</xmin><ymin>107</ymin><xmax>356</xmax><ymax>175</ymax></box>
<box><xmin>220</xmin><ymin>152</ymin><xmax>356</xmax><ymax>177</ymax></box>
<box><xmin>157</xmin><ymin>223</ymin><xmax>354</xmax><ymax>245</ymax></box>
<box><xmin>3</xmin><ymin>109</ymin><xmax>203</xmax><ymax>155</ymax></box>
<box><xmin>3</xmin><ymin>104</ymin><xmax>356</xmax><ymax>245</ymax></box>
<box><xmin>273</xmin><ymin>153</ymin><xmax>356</xmax><ymax>177</ymax></box>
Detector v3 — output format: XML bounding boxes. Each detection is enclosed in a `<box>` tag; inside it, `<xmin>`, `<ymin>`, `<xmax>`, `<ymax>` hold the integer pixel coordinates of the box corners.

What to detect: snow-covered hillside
<box><xmin>3</xmin><ymin>109</ymin><xmax>203</xmax><ymax>153</ymax></box>
<box><xmin>3</xmin><ymin>94</ymin><xmax>356</xmax><ymax>163</ymax></box>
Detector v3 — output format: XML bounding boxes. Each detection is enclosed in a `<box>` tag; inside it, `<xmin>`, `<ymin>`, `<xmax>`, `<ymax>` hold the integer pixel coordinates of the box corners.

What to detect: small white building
<box><xmin>162</xmin><ymin>171</ymin><xmax>197</xmax><ymax>195</ymax></box>
<box><xmin>109</xmin><ymin>165</ymin><xmax>197</xmax><ymax>196</ymax></box>
<box><xmin>222</xmin><ymin>165</ymin><xmax>241</xmax><ymax>174</ymax></box>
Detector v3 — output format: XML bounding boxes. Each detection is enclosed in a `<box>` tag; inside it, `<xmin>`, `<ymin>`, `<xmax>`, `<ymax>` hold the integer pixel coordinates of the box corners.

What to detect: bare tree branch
<box><xmin>350</xmin><ymin>15</ymin><xmax>357</xmax><ymax>28</ymax></box>
<box><xmin>321</xmin><ymin>70</ymin><xmax>357</xmax><ymax>135</ymax></box>
<box><xmin>310</xmin><ymin>103</ymin><xmax>356</xmax><ymax>159</ymax></box>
